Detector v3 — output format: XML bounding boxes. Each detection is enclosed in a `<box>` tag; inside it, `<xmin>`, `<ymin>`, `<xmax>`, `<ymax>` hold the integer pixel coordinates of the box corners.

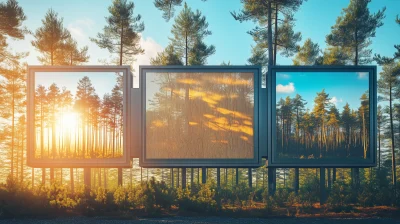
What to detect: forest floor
<box><xmin>0</xmin><ymin>217</ymin><xmax>398</xmax><ymax>224</ymax></box>
<box><xmin>1</xmin><ymin>205</ymin><xmax>400</xmax><ymax>223</ymax></box>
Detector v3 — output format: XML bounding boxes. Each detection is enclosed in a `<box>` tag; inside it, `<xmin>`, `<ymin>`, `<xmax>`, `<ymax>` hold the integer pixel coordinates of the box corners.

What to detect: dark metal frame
<box><xmin>268</xmin><ymin>66</ymin><xmax>377</xmax><ymax>168</ymax></box>
<box><xmin>27</xmin><ymin>66</ymin><xmax>132</xmax><ymax>168</ymax></box>
<box><xmin>138</xmin><ymin>66</ymin><xmax>265</xmax><ymax>168</ymax></box>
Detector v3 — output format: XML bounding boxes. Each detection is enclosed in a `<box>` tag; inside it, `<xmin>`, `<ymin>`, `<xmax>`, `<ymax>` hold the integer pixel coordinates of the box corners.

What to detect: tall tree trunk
<box><xmin>389</xmin><ymin>84</ymin><xmax>396</xmax><ymax>189</ymax></box>
<box><xmin>273</xmin><ymin>3</ymin><xmax>278</xmax><ymax>64</ymax></box>
<box><xmin>11</xmin><ymin>84</ymin><xmax>15</xmax><ymax>179</ymax></box>
<box><xmin>378</xmin><ymin>120</ymin><xmax>381</xmax><ymax>170</ymax></box>
<box><xmin>267</xmin><ymin>0</ymin><xmax>276</xmax><ymax>195</ymax></box>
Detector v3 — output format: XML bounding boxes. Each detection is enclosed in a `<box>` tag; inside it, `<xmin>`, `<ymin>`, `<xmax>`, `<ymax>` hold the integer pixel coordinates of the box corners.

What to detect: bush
<box><xmin>0</xmin><ymin>176</ymin><xmax>54</xmax><ymax>218</ymax></box>
<box><xmin>135</xmin><ymin>181</ymin><xmax>156</xmax><ymax>212</ymax></box>
<box><xmin>299</xmin><ymin>176</ymin><xmax>319</xmax><ymax>209</ymax></box>
<box><xmin>177</xmin><ymin>184</ymin><xmax>218</xmax><ymax>213</ymax></box>
<box><xmin>273</xmin><ymin>188</ymin><xmax>290</xmax><ymax>207</ymax></box>
<box><xmin>114</xmin><ymin>186</ymin><xmax>129</xmax><ymax>211</ymax></box>
<box><xmin>151</xmin><ymin>178</ymin><xmax>175</xmax><ymax>209</ymax></box>
<box><xmin>327</xmin><ymin>181</ymin><xmax>352</xmax><ymax>212</ymax></box>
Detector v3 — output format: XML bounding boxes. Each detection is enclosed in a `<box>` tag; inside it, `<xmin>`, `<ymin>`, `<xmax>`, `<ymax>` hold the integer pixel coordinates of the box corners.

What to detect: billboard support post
<box><xmin>268</xmin><ymin>168</ymin><xmax>276</xmax><ymax>195</ymax></box>
<box><xmin>217</xmin><ymin>168</ymin><xmax>221</xmax><ymax>188</ymax></box>
<box><xmin>294</xmin><ymin>168</ymin><xmax>299</xmax><ymax>195</ymax></box>
<box><xmin>171</xmin><ymin>168</ymin><xmax>174</xmax><ymax>187</ymax></box>
<box><xmin>84</xmin><ymin>168</ymin><xmax>91</xmax><ymax>188</ymax></box>
<box><xmin>202</xmin><ymin>168</ymin><xmax>207</xmax><ymax>184</ymax></box>
<box><xmin>191</xmin><ymin>168</ymin><xmax>194</xmax><ymax>188</ymax></box>
<box><xmin>182</xmin><ymin>168</ymin><xmax>187</xmax><ymax>189</ymax></box>
<box><xmin>118</xmin><ymin>168</ymin><xmax>123</xmax><ymax>186</ymax></box>
<box><xmin>236</xmin><ymin>168</ymin><xmax>239</xmax><ymax>185</ymax></box>
<box><xmin>248</xmin><ymin>168</ymin><xmax>252</xmax><ymax>188</ymax></box>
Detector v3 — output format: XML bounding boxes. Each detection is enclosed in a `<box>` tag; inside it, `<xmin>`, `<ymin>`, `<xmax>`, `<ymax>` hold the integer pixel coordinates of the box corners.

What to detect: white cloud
<box><xmin>357</xmin><ymin>72</ymin><xmax>368</xmax><ymax>79</ymax></box>
<box><xmin>132</xmin><ymin>36</ymin><xmax>164</xmax><ymax>87</ymax></box>
<box><xmin>276</xmin><ymin>82</ymin><xmax>295</xmax><ymax>94</ymax></box>
<box><xmin>329</xmin><ymin>96</ymin><xmax>343</xmax><ymax>105</ymax></box>
<box><xmin>67</xmin><ymin>18</ymin><xmax>95</xmax><ymax>40</ymax></box>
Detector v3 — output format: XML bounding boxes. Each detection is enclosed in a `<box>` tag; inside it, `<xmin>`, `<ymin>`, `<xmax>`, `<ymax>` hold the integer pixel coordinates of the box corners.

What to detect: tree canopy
<box><xmin>91</xmin><ymin>0</ymin><xmax>144</xmax><ymax>66</ymax></box>
<box><xmin>326</xmin><ymin>0</ymin><xmax>385</xmax><ymax>65</ymax></box>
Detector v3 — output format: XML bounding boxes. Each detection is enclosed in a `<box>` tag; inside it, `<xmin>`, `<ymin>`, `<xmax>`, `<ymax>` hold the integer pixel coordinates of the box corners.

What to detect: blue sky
<box><xmin>276</xmin><ymin>72</ymin><xmax>369</xmax><ymax>112</ymax></box>
<box><xmin>8</xmin><ymin>0</ymin><xmax>400</xmax><ymax>82</ymax></box>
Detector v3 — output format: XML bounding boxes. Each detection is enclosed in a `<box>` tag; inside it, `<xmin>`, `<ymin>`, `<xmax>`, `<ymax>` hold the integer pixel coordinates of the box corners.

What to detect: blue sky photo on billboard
<box><xmin>276</xmin><ymin>72</ymin><xmax>369</xmax><ymax>112</ymax></box>
<box><xmin>275</xmin><ymin>71</ymin><xmax>371</xmax><ymax>163</ymax></box>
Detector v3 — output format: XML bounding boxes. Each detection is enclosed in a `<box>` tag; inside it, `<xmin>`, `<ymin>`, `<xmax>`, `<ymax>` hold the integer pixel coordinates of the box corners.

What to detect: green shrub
<box><xmin>177</xmin><ymin>184</ymin><xmax>218</xmax><ymax>213</ymax></box>
<box><xmin>151</xmin><ymin>178</ymin><xmax>175</xmax><ymax>209</ymax></box>
<box><xmin>327</xmin><ymin>181</ymin><xmax>352</xmax><ymax>212</ymax></box>
<box><xmin>114</xmin><ymin>186</ymin><xmax>129</xmax><ymax>211</ymax></box>
<box><xmin>196</xmin><ymin>184</ymin><xmax>219</xmax><ymax>212</ymax></box>
<box><xmin>47</xmin><ymin>182</ymin><xmax>77</xmax><ymax>209</ymax></box>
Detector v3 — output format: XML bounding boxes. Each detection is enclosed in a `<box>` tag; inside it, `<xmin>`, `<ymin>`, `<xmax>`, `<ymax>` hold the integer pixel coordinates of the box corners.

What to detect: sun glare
<box><xmin>59</xmin><ymin>112</ymin><xmax>79</xmax><ymax>130</ymax></box>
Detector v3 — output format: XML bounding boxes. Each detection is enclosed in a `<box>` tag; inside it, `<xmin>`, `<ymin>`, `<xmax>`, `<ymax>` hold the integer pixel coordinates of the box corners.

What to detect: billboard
<box><xmin>138</xmin><ymin>66</ymin><xmax>266</xmax><ymax>167</ymax></box>
<box><xmin>27</xmin><ymin>66</ymin><xmax>132</xmax><ymax>168</ymax></box>
<box><xmin>268</xmin><ymin>66</ymin><xmax>377</xmax><ymax>167</ymax></box>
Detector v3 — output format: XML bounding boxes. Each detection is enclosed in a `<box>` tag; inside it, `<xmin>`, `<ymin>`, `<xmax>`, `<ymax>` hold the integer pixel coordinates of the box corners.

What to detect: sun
<box><xmin>59</xmin><ymin>112</ymin><xmax>79</xmax><ymax>130</ymax></box>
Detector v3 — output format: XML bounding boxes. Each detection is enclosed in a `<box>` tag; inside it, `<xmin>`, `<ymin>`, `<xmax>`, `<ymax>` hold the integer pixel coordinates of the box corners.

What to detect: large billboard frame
<box><xmin>27</xmin><ymin>66</ymin><xmax>132</xmax><ymax>168</ymax></box>
<box><xmin>267</xmin><ymin>66</ymin><xmax>377</xmax><ymax>168</ymax></box>
<box><xmin>138</xmin><ymin>66</ymin><xmax>266</xmax><ymax>168</ymax></box>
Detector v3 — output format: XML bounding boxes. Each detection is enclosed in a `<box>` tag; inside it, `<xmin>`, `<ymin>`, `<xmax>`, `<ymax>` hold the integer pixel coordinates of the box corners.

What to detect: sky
<box><xmin>276</xmin><ymin>71</ymin><xmax>369</xmax><ymax>112</ymax></box>
<box><xmin>9</xmin><ymin>0</ymin><xmax>400</xmax><ymax>69</ymax></box>
<box><xmin>6</xmin><ymin>0</ymin><xmax>400</xmax><ymax>95</ymax></box>
<box><xmin>35</xmin><ymin>72</ymin><xmax>118</xmax><ymax>99</ymax></box>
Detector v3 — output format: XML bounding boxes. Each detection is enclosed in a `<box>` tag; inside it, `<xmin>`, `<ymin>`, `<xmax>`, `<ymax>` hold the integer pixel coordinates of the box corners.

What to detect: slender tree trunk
<box><xmin>267</xmin><ymin>0</ymin><xmax>276</xmax><ymax>195</ymax></box>
<box><xmin>273</xmin><ymin>3</ymin><xmax>278</xmax><ymax>64</ymax></box>
<box><xmin>11</xmin><ymin>85</ymin><xmax>15</xmax><ymax>179</ymax></box>
<box><xmin>378</xmin><ymin>121</ymin><xmax>381</xmax><ymax>170</ymax></box>
<box><xmin>389</xmin><ymin>85</ymin><xmax>396</xmax><ymax>189</ymax></box>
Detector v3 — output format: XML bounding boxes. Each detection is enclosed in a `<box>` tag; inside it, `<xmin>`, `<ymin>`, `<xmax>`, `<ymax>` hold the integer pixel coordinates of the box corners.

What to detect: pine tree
<box><xmin>374</xmin><ymin>15</ymin><xmax>400</xmax><ymax>64</ymax></box>
<box><xmin>0</xmin><ymin>0</ymin><xmax>27</xmax><ymax>63</ymax></box>
<box><xmin>31</xmin><ymin>9</ymin><xmax>71</xmax><ymax>65</ymax></box>
<box><xmin>378</xmin><ymin>62</ymin><xmax>400</xmax><ymax>189</ymax></box>
<box><xmin>293</xmin><ymin>38</ymin><xmax>320</xmax><ymax>65</ymax></box>
<box><xmin>188</xmin><ymin>40</ymin><xmax>215</xmax><ymax>65</ymax></box>
<box><xmin>75</xmin><ymin>76</ymin><xmax>97</xmax><ymax>157</ymax></box>
<box><xmin>154</xmin><ymin>0</ymin><xmax>183</xmax><ymax>22</ymax></box>
<box><xmin>60</xmin><ymin>37</ymin><xmax>89</xmax><ymax>65</ymax></box>
<box><xmin>321</xmin><ymin>46</ymin><xmax>351</xmax><ymax>65</ymax></box>
<box><xmin>150</xmin><ymin>45</ymin><xmax>183</xmax><ymax>65</ymax></box>
<box><xmin>170</xmin><ymin>2</ymin><xmax>214</xmax><ymax>66</ymax></box>
<box><xmin>326</xmin><ymin>0</ymin><xmax>385</xmax><ymax>65</ymax></box>
<box><xmin>46</xmin><ymin>83</ymin><xmax>60</xmax><ymax>160</ymax></box>
<box><xmin>377</xmin><ymin>105</ymin><xmax>386</xmax><ymax>170</ymax></box>
<box><xmin>358</xmin><ymin>93</ymin><xmax>369</xmax><ymax>159</ymax></box>
<box><xmin>0</xmin><ymin>65</ymin><xmax>25</xmax><ymax>179</ymax></box>
<box><xmin>232</xmin><ymin>0</ymin><xmax>304</xmax><ymax>66</ymax></box>
<box><xmin>312</xmin><ymin>89</ymin><xmax>330</xmax><ymax>157</ymax></box>
<box><xmin>91</xmin><ymin>0</ymin><xmax>144</xmax><ymax>66</ymax></box>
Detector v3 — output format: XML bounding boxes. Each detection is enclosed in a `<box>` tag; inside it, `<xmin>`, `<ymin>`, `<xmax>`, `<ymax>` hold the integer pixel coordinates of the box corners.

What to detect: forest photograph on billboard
<box><xmin>27</xmin><ymin>66</ymin><xmax>132</xmax><ymax>168</ymax></box>
<box><xmin>269</xmin><ymin>66</ymin><xmax>377</xmax><ymax>167</ymax></box>
<box><xmin>139</xmin><ymin>66</ymin><xmax>266</xmax><ymax>167</ymax></box>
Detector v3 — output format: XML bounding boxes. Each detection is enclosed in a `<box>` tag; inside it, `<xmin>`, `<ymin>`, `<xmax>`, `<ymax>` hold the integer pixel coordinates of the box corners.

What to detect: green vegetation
<box><xmin>2</xmin><ymin>169</ymin><xmax>400</xmax><ymax>218</ymax></box>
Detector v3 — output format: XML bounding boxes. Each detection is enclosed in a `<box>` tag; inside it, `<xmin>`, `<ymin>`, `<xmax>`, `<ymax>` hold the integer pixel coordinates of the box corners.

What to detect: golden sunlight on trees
<box><xmin>146</xmin><ymin>72</ymin><xmax>254</xmax><ymax>159</ymax></box>
<box><xmin>34</xmin><ymin>74</ymin><xmax>123</xmax><ymax>160</ymax></box>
